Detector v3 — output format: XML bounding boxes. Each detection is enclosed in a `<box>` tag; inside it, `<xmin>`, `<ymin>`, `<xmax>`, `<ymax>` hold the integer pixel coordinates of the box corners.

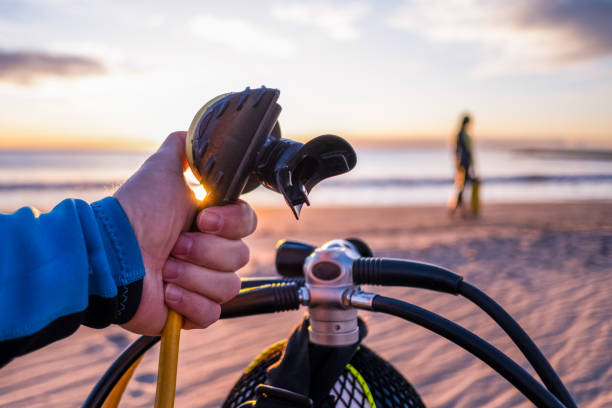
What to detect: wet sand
<box><xmin>1</xmin><ymin>201</ymin><xmax>611</xmax><ymax>407</ymax></box>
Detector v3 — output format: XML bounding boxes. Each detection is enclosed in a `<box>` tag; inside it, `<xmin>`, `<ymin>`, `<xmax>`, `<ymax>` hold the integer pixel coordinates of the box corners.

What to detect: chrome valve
<box><xmin>303</xmin><ymin>240</ymin><xmax>362</xmax><ymax>346</ymax></box>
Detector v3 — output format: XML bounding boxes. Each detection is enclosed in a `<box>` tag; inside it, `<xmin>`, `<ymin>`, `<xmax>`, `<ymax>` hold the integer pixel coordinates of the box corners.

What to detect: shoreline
<box><xmin>3</xmin><ymin>198</ymin><xmax>612</xmax><ymax>216</ymax></box>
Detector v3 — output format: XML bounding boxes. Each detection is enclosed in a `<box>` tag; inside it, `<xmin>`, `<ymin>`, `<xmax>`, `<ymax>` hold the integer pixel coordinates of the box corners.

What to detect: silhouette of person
<box><xmin>450</xmin><ymin>114</ymin><xmax>478</xmax><ymax>216</ymax></box>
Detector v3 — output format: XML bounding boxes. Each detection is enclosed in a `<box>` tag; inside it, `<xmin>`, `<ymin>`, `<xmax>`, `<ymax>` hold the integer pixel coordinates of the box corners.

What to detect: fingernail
<box><xmin>166</xmin><ymin>284</ymin><xmax>182</xmax><ymax>303</ymax></box>
<box><xmin>239</xmin><ymin>200</ymin><xmax>251</xmax><ymax>215</ymax></box>
<box><xmin>200</xmin><ymin>211</ymin><xmax>222</xmax><ymax>232</ymax></box>
<box><xmin>174</xmin><ymin>235</ymin><xmax>192</xmax><ymax>256</ymax></box>
<box><xmin>163</xmin><ymin>259</ymin><xmax>179</xmax><ymax>280</ymax></box>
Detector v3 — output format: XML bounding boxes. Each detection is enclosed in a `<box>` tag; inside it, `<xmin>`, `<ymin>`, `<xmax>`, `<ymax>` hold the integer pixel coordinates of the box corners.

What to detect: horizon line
<box><xmin>1</xmin><ymin>134</ymin><xmax>611</xmax><ymax>152</ymax></box>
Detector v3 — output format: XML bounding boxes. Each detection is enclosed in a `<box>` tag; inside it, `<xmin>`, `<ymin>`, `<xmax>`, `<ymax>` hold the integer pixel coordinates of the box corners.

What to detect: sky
<box><xmin>0</xmin><ymin>0</ymin><xmax>611</xmax><ymax>150</ymax></box>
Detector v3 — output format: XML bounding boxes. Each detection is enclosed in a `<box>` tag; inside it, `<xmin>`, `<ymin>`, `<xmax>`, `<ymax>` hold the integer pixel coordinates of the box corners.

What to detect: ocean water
<box><xmin>0</xmin><ymin>147</ymin><xmax>611</xmax><ymax>212</ymax></box>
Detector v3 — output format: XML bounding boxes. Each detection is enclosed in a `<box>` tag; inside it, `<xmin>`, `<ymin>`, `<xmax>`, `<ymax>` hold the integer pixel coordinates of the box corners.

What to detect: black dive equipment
<box><xmin>186</xmin><ymin>86</ymin><xmax>356</xmax><ymax>218</ymax></box>
<box><xmin>157</xmin><ymin>86</ymin><xmax>356</xmax><ymax>408</ymax></box>
<box><xmin>85</xmin><ymin>238</ymin><xmax>577</xmax><ymax>408</ymax></box>
<box><xmin>83</xmin><ymin>88</ymin><xmax>575</xmax><ymax>408</ymax></box>
<box><xmin>83</xmin><ymin>87</ymin><xmax>357</xmax><ymax>408</ymax></box>
<box><xmin>221</xmin><ymin>239</ymin><xmax>576</xmax><ymax>408</ymax></box>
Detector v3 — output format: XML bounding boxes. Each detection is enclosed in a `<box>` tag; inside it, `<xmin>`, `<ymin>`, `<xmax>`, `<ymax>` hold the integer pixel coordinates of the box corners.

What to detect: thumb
<box><xmin>148</xmin><ymin>131</ymin><xmax>188</xmax><ymax>174</ymax></box>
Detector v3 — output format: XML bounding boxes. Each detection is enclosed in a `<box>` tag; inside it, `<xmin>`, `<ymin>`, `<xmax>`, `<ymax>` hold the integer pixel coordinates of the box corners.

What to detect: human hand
<box><xmin>113</xmin><ymin>131</ymin><xmax>257</xmax><ymax>335</ymax></box>
<box><xmin>161</xmin><ymin>202</ymin><xmax>256</xmax><ymax>330</ymax></box>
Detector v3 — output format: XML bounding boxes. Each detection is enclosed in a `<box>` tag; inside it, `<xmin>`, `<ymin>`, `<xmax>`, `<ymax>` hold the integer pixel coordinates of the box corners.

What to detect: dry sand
<box><xmin>1</xmin><ymin>202</ymin><xmax>611</xmax><ymax>407</ymax></box>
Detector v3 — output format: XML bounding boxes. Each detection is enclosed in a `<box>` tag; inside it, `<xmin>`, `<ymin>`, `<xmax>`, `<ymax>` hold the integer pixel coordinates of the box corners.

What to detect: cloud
<box><xmin>513</xmin><ymin>0</ymin><xmax>612</xmax><ymax>62</ymax></box>
<box><xmin>190</xmin><ymin>14</ymin><xmax>296</xmax><ymax>58</ymax></box>
<box><xmin>387</xmin><ymin>0</ymin><xmax>612</xmax><ymax>75</ymax></box>
<box><xmin>271</xmin><ymin>2</ymin><xmax>370</xmax><ymax>41</ymax></box>
<box><xmin>142</xmin><ymin>14</ymin><xmax>166</xmax><ymax>29</ymax></box>
<box><xmin>0</xmin><ymin>49</ymin><xmax>106</xmax><ymax>85</ymax></box>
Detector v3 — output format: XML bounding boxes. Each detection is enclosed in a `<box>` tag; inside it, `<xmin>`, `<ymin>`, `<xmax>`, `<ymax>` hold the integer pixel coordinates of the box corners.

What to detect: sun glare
<box><xmin>192</xmin><ymin>185</ymin><xmax>207</xmax><ymax>201</ymax></box>
<box><xmin>184</xmin><ymin>168</ymin><xmax>207</xmax><ymax>201</ymax></box>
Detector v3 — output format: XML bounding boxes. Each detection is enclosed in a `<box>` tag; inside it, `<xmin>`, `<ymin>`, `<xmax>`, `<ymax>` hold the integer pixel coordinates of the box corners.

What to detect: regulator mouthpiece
<box><xmin>257</xmin><ymin>134</ymin><xmax>356</xmax><ymax>218</ymax></box>
<box><xmin>186</xmin><ymin>86</ymin><xmax>356</xmax><ymax>218</ymax></box>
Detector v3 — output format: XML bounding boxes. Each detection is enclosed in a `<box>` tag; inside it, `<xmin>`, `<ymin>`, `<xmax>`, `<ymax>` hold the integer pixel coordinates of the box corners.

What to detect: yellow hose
<box><xmin>154</xmin><ymin>93</ymin><xmax>231</xmax><ymax>408</ymax></box>
<box><xmin>102</xmin><ymin>355</ymin><xmax>144</xmax><ymax>408</ymax></box>
<box><xmin>154</xmin><ymin>310</ymin><xmax>183</xmax><ymax>408</ymax></box>
<box><xmin>155</xmin><ymin>198</ymin><xmax>214</xmax><ymax>407</ymax></box>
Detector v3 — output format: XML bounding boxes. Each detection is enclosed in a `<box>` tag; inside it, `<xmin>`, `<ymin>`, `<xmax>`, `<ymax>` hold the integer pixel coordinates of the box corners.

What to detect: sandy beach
<box><xmin>1</xmin><ymin>201</ymin><xmax>611</xmax><ymax>408</ymax></box>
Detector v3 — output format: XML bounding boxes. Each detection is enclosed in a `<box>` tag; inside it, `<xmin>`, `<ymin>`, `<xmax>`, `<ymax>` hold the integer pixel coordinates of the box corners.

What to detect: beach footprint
<box><xmin>106</xmin><ymin>333</ymin><xmax>130</xmax><ymax>349</ymax></box>
<box><xmin>135</xmin><ymin>373</ymin><xmax>156</xmax><ymax>384</ymax></box>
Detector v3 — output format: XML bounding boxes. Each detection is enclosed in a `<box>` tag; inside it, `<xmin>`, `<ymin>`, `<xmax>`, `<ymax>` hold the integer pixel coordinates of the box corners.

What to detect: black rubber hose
<box><xmin>82</xmin><ymin>335</ymin><xmax>160</xmax><ymax>408</ymax></box>
<box><xmin>221</xmin><ymin>283</ymin><xmax>301</xmax><ymax>318</ymax></box>
<box><xmin>366</xmin><ymin>296</ymin><xmax>566</xmax><ymax>408</ymax></box>
<box><xmin>84</xmin><ymin>282</ymin><xmax>302</xmax><ymax>407</ymax></box>
<box><xmin>353</xmin><ymin>258</ymin><xmax>463</xmax><ymax>294</ymax></box>
<box><xmin>354</xmin><ymin>257</ymin><xmax>575</xmax><ymax>407</ymax></box>
<box><xmin>458</xmin><ymin>281</ymin><xmax>576</xmax><ymax>408</ymax></box>
<box><xmin>240</xmin><ymin>277</ymin><xmax>305</xmax><ymax>289</ymax></box>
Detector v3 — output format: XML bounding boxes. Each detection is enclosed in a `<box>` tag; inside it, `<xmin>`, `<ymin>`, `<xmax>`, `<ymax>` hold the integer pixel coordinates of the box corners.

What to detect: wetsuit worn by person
<box><xmin>0</xmin><ymin>197</ymin><xmax>144</xmax><ymax>367</ymax></box>
<box><xmin>454</xmin><ymin>117</ymin><xmax>474</xmax><ymax>210</ymax></box>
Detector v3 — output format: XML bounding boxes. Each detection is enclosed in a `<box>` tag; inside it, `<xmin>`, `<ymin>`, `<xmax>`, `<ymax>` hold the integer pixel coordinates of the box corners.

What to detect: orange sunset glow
<box><xmin>1</xmin><ymin>0</ymin><xmax>611</xmax><ymax>150</ymax></box>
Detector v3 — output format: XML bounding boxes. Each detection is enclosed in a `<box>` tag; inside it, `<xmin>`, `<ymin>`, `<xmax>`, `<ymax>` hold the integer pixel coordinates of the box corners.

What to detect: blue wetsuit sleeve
<box><xmin>0</xmin><ymin>197</ymin><xmax>145</xmax><ymax>367</ymax></box>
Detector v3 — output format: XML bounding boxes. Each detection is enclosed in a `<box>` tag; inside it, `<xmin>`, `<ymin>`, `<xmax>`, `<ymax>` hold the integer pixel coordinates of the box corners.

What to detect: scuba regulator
<box><xmin>83</xmin><ymin>87</ymin><xmax>576</xmax><ymax>408</ymax></box>
<box><xmin>156</xmin><ymin>86</ymin><xmax>357</xmax><ymax>407</ymax></box>
<box><xmin>185</xmin><ymin>86</ymin><xmax>356</xmax><ymax>218</ymax></box>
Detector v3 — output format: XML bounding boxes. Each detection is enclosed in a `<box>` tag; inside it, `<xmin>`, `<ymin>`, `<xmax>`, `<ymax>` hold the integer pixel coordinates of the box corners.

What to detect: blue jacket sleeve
<box><xmin>0</xmin><ymin>197</ymin><xmax>145</xmax><ymax>367</ymax></box>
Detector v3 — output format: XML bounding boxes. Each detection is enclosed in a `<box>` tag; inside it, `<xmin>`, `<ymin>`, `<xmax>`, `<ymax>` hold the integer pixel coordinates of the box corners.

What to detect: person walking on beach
<box><xmin>449</xmin><ymin>114</ymin><xmax>480</xmax><ymax>216</ymax></box>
